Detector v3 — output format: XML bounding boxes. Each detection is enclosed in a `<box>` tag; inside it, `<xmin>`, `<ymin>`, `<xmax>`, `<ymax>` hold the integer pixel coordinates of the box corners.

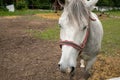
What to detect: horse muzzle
<box><xmin>58</xmin><ymin>64</ymin><xmax>75</xmax><ymax>74</ymax></box>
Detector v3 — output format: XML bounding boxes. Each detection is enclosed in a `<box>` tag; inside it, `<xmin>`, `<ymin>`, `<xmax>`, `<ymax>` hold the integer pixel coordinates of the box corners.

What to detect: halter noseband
<box><xmin>59</xmin><ymin>16</ymin><xmax>96</xmax><ymax>53</ymax></box>
<box><xmin>60</xmin><ymin>27</ymin><xmax>89</xmax><ymax>53</ymax></box>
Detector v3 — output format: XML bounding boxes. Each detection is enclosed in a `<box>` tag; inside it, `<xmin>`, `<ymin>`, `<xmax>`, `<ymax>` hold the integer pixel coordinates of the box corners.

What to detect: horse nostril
<box><xmin>58</xmin><ymin>64</ymin><xmax>61</xmax><ymax>67</ymax></box>
<box><xmin>71</xmin><ymin>67</ymin><xmax>75</xmax><ymax>73</ymax></box>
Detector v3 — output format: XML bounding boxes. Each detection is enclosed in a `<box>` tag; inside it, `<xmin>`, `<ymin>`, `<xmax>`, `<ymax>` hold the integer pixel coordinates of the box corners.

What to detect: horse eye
<box><xmin>58</xmin><ymin>24</ymin><xmax>61</xmax><ymax>28</ymax></box>
<box><xmin>83</xmin><ymin>26</ymin><xmax>87</xmax><ymax>30</ymax></box>
<box><xmin>58</xmin><ymin>24</ymin><xmax>64</xmax><ymax>29</ymax></box>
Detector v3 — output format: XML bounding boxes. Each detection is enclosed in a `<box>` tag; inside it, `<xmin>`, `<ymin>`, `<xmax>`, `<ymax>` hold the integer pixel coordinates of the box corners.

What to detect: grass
<box><xmin>101</xmin><ymin>18</ymin><xmax>120</xmax><ymax>56</ymax></box>
<box><xmin>106</xmin><ymin>10</ymin><xmax>120</xmax><ymax>16</ymax></box>
<box><xmin>0</xmin><ymin>9</ymin><xmax>53</xmax><ymax>16</ymax></box>
<box><xmin>27</xmin><ymin>26</ymin><xmax>60</xmax><ymax>41</ymax></box>
<box><xmin>94</xmin><ymin>11</ymin><xmax>120</xmax><ymax>18</ymax></box>
<box><xmin>39</xmin><ymin>26</ymin><xmax>60</xmax><ymax>40</ymax></box>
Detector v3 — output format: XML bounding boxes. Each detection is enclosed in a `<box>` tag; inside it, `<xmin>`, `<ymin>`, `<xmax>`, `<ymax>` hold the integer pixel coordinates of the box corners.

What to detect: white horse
<box><xmin>58</xmin><ymin>0</ymin><xmax>103</xmax><ymax>80</ymax></box>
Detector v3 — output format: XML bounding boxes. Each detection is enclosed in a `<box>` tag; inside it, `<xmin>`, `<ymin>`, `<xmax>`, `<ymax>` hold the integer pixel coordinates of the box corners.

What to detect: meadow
<box><xmin>101</xmin><ymin>16</ymin><xmax>120</xmax><ymax>56</ymax></box>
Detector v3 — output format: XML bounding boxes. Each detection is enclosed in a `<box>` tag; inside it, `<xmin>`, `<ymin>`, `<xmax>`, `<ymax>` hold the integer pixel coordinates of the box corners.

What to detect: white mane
<box><xmin>64</xmin><ymin>0</ymin><xmax>89</xmax><ymax>27</ymax></box>
<box><xmin>63</xmin><ymin>0</ymin><xmax>98</xmax><ymax>27</ymax></box>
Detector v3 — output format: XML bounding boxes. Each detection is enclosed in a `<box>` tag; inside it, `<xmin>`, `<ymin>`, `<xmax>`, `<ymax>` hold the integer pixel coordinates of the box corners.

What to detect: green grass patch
<box><xmin>27</xmin><ymin>26</ymin><xmax>60</xmax><ymax>41</ymax></box>
<box><xmin>0</xmin><ymin>9</ymin><xmax>53</xmax><ymax>16</ymax></box>
<box><xmin>39</xmin><ymin>27</ymin><xmax>60</xmax><ymax>40</ymax></box>
<box><xmin>106</xmin><ymin>11</ymin><xmax>120</xmax><ymax>16</ymax></box>
<box><xmin>101</xmin><ymin>18</ymin><xmax>120</xmax><ymax>56</ymax></box>
<box><xmin>94</xmin><ymin>11</ymin><xmax>120</xmax><ymax>17</ymax></box>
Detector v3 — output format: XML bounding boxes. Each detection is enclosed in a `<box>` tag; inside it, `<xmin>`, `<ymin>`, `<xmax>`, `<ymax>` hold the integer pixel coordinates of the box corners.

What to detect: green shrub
<box><xmin>16</xmin><ymin>0</ymin><xmax>28</xmax><ymax>10</ymax></box>
<box><xmin>39</xmin><ymin>4</ymin><xmax>51</xmax><ymax>9</ymax></box>
<box><xmin>0</xmin><ymin>6</ymin><xmax>8</xmax><ymax>11</ymax></box>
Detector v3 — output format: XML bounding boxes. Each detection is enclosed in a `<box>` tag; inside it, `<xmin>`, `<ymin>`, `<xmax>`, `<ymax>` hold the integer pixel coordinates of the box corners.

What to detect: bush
<box><xmin>16</xmin><ymin>0</ymin><xmax>28</xmax><ymax>10</ymax></box>
<box><xmin>39</xmin><ymin>4</ymin><xmax>51</xmax><ymax>9</ymax></box>
<box><xmin>0</xmin><ymin>6</ymin><xmax>8</xmax><ymax>11</ymax></box>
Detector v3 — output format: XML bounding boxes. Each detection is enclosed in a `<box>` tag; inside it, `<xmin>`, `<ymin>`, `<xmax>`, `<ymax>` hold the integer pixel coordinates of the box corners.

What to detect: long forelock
<box><xmin>65</xmin><ymin>0</ymin><xmax>89</xmax><ymax>27</ymax></box>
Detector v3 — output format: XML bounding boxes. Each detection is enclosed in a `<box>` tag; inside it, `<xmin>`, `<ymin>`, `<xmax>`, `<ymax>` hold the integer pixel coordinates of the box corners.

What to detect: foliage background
<box><xmin>0</xmin><ymin>0</ymin><xmax>120</xmax><ymax>10</ymax></box>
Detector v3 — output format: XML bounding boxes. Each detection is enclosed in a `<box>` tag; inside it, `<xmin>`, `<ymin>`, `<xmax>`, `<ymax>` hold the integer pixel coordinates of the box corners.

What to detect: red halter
<box><xmin>59</xmin><ymin>17</ymin><xmax>96</xmax><ymax>53</ymax></box>
<box><xmin>59</xmin><ymin>28</ymin><xmax>89</xmax><ymax>53</ymax></box>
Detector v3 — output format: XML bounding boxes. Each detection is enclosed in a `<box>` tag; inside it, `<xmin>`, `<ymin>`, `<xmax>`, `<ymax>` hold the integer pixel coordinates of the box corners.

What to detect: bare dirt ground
<box><xmin>0</xmin><ymin>15</ymin><xmax>120</xmax><ymax>80</ymax></box>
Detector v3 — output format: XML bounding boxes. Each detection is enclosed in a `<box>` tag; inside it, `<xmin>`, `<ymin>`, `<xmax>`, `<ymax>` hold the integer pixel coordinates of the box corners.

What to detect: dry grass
<box><xmin>35</xmin><ymin>13</ymin><xmax>61</xmax><ymax>20</ymax></box>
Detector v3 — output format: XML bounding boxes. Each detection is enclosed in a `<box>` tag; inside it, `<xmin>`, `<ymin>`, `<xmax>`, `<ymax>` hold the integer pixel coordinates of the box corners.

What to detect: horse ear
<box><xmin>58</xmin><ymin>0</ymin><xmax>65</xmax><ymax>7</ymax></box>
<box><xmin>65</xmin><ymin>0</ymin><xmax>70</xmax><ymax>4</ymax></box>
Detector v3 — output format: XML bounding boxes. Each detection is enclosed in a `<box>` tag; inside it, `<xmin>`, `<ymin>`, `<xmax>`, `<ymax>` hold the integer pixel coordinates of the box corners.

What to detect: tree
<box><xmin>97</xmin><ymin>0</ymin><xmax>109</xmax><ymax>6</ymax></box>
<box><xmin>27</xmin><ymin>0</ymin><xmax>50</xmax><ymax>9</ymax></box>
<box><xmin>97</xmin><ymin>0</ymin><xmax>120</xmax><ymax>7</ymax></box>
<box><xmin>112</xmin><ymin>0</ymin><xmax>120</xmax><ymax>7</ymax></box>
<box><xmin>52</xmin><ymin>0</ymin><xmax>64</xmax><ymax>13</ymax></box>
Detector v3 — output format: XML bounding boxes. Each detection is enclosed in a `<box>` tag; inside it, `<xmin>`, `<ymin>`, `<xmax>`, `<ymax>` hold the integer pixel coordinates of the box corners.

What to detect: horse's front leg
<box><xmin>81</xmin><ymin>57</ymin><xmax>96</xmax><ymax>80</ymax></box>
<box><xmin>69</xmin><ymin>74</ymin><xmax>74</xmax><ymax>80</ymax></box>
<box><xmin>69</xmin><ymin>71</ymin><xmax>75</xmax><ymax>80</ymax></box>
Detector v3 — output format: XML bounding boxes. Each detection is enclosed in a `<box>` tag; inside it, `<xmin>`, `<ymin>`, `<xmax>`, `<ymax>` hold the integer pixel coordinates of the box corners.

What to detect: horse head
<box><xmin>58</xmin><ymin>0</ymin><xmax>89</xmax><ymax>74</ymax></box>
